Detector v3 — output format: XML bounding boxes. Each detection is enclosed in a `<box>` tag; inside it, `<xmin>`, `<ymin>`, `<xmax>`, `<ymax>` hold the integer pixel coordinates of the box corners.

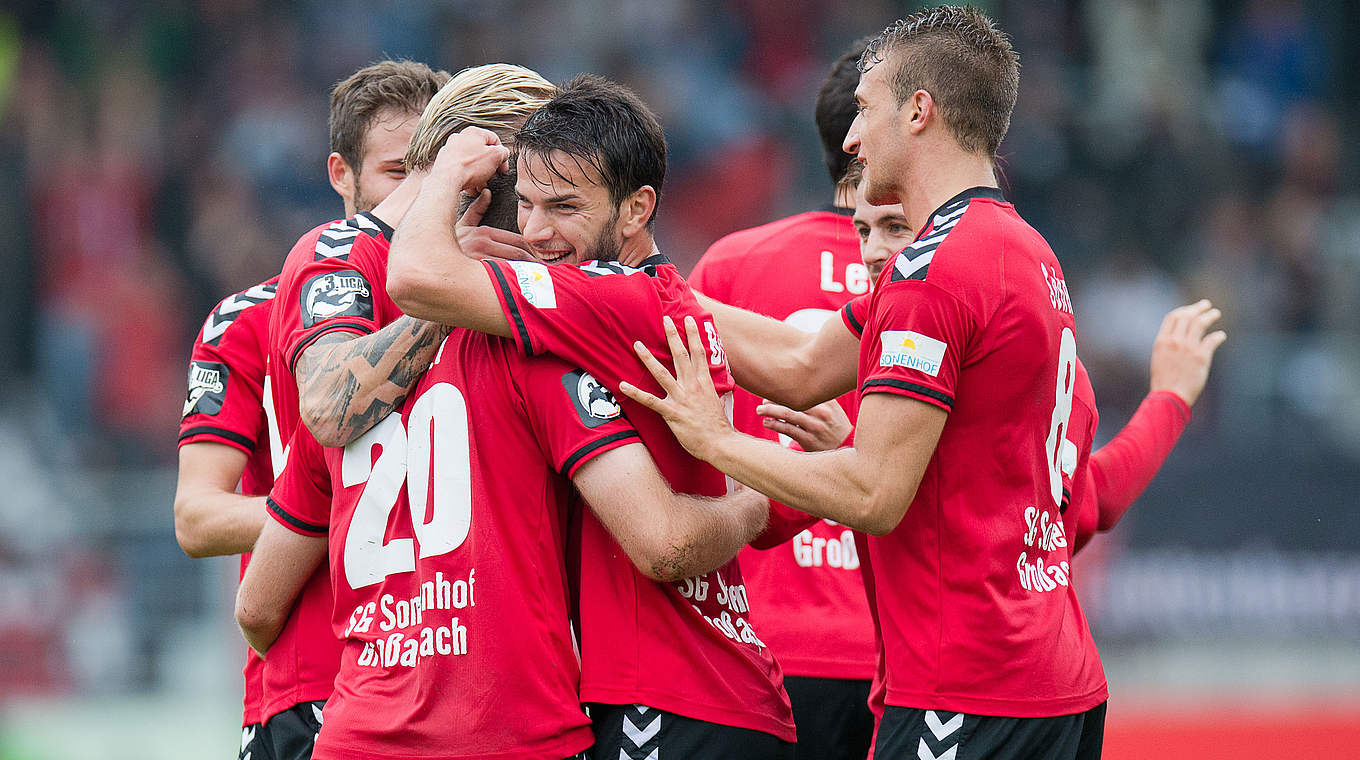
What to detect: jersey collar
<box><xmin>639</xmin><ymin>252</ymin><xmax>671</xmax><ymax>268</ymax></box>
<box><xmin>916</xmin><ymin>186</ymin><xmax>1006</xmax><ymax>239</ymax></box>
<box><xmin>358</xmin><ymin>211</ymin><xmax>396</xmax><ymax>239</ymax></box>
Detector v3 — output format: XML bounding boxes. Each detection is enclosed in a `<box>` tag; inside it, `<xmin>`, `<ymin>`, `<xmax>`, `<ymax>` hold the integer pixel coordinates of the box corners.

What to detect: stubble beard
<box><xmin>586</xmin><ymin>207</ymin><xmax>624</xmax><ymax>263</ymax></box>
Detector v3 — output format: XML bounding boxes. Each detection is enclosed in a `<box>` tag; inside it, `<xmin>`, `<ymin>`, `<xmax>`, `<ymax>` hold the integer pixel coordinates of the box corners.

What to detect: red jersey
<box><xmin>260</xmin><ymin>211</ymin><xmax>398</xmax><ymax>720</ymax></box>
<box><xmin>483</xmin><ymin>255</ymin><xmax>795</xmax><ymax>740</ymax></box>
<box><xmin>691</xmin><ymin>210</ymin><xmax>875</xmax><ymax>680</ymax></box>
<box><xmin>845</xmin><ymin>187</ymin><xmax>1107</xmax><ymax>717</ymax></box>
<box><xmin>178</xmin><ymin>277</ymin><xmax>278</xmax><ymax>726</ymax></box>
<box><xmin>267</xmin><ymin>331</ymin><xmax>630</xmax><ymax>760</ymax></box>
<box><xmin>1069</xmin><ymin>388</ymin><xmax>1192</xmax><ymax>553</ymax></box>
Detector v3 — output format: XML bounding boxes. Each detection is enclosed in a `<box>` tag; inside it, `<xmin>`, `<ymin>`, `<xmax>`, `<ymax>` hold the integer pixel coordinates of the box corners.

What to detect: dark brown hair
<box><xmin>860</xmin><ymin>5</ymin><xmax>1019</xmax><ymax>157</ymax></box>
<box><xmin>816</xmin><ymin>36</ymin><xmax>873</xmax><ymax>186</ymax></box>
<box><xmin>329</xmin><ymin>60</ymin><xmax>449</xmax><ymax>175</ymax></box>
<box><xmin>514</xmin><ymin>75</ymin><xmax>668</xmax><ymax>230</ymax></box>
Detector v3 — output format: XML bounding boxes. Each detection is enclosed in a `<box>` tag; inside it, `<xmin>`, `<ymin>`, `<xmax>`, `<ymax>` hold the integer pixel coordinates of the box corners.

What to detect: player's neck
<box><xmin>368</xmin><ymin>172</ymin><xmax>423</xmax><ymax>230</ymax></box>
<box><xmin>899</xmin><ymin>152</ymin><xmax>998</xmax><ymax>232</ymax></box>
<box><xmin>618</xmin><ymin>235</ymin><xmax>660</xmax><ymax>268</ymax></box>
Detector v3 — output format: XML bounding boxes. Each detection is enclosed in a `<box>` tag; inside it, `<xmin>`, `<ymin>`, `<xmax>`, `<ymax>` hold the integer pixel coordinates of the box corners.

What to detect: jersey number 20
<box><xmin>341</xmin><ymin>382</ymin><xmax>472</xmax><ymax>589</ymax></box>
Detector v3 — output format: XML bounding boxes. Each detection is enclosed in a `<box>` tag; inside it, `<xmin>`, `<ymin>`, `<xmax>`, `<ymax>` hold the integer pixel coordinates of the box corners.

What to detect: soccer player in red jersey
<box><xmin>173</xmin><ymin>60</ymin><xmax>448</xmax><ymax>760</ymax></box>
<box><xmin>387</xmin><ymin>77</ymin><xmax>796</xmax><ymax>757</ymax></box>
<box><xmin>237</xmin><ymin>292</ymin><xmax>770</xmax><ymax>758</ymax></box>
<box><xmin>257</xmin><ymin>62</ymin><xmax>553</xmax><ymax>758</ymax></box>
<box><xmin>687</xmin><ymin>38</ymin><xmax>879</xmax><ymax>760</ymax></box>
<box><xmin>619</xmin><ymin>7</ymin><xmax>1137</xmax><ymax>758</ymax></box>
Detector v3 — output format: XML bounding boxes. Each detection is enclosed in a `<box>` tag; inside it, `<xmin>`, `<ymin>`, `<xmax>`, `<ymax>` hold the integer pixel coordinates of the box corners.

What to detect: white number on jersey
<box><xmin>1044</xmin><ymin>327</ymin><xmax>1077</xmax><ymax>507</ymax></box>
<box><xmin>340</xmin><ymin>382</ymin><xmax>474</xmax><ymax>589</ymax></box>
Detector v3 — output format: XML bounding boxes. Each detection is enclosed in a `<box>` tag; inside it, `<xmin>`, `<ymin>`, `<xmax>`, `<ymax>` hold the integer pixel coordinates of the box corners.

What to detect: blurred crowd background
<box><xmin>0</xmin><ymin>0</ymin><xmax>1357</xmax><ymax>756</ymax></box>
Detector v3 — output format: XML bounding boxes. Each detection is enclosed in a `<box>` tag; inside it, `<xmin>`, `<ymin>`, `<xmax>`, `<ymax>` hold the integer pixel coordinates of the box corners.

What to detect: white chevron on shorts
<box><xmin>623</xmin><ymin>711</ymin><xmax>662</xmax><ymax>745</ymax></box>
<box><xmin>241</xmin><ymin>725</ymin><xmax>255</xmax><ymax>752</ymax></box>
<box><xmin>619</xmin><ymin>750</ymin><xmax>658</xmax><ymax>760</ymax></box>
<box><xmin>926</xmin><ymin>710</ymin><xmax>963</xmax><ymax>739</ymax></box>
<box><xmin>918</xmin><ymin>738</ymin><xmax>957</xmax><ymax>760</ymax></box>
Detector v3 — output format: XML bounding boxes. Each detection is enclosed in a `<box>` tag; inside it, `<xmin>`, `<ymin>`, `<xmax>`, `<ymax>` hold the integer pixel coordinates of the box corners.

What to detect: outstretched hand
<box><xmin>455</xmin><ymin>189</ymin><xmax>534</xmax><ymax>262</ymax></box>
<box><xmin>618</xmin><ymin>316</ymin><xmax>735</xmax><ymax>462</ymax></box>
<box><xmin>1149</xmin><ymin>299</ymin><xmax>1227</xmax><ymax>407</ymax></box>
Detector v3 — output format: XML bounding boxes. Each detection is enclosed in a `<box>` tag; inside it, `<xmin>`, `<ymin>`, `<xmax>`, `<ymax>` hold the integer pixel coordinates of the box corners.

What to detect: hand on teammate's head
<box><xmin>431</xmin><ymin>126</ymin><xmax>511</xmax><ymax>195</ymax></box>
<box><xmin>1148</xmin><ymin>299</ymin><xmax>1227</xmax><ymax>407</ymax></box>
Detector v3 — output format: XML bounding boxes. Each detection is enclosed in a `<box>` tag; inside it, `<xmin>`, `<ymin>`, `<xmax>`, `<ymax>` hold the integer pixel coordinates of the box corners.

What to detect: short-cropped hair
<box><xmin>861</xmin><ymin>5</ymin><xmax>1020</xmax><ymax>157</ymax></box>
<box><xmin>330</xmin><ymin>60</ymin><xmax>449</xmax><ymax>174</ymax></box>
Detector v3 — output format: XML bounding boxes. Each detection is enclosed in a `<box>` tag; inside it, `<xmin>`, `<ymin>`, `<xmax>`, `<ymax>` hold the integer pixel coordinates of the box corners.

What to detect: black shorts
<box><xmin>258</xmin><ymin>700</ymin><xmax>326</xmax><ymax>760</ymax></box>
<box><xmin>240</xmin><ymin>722</ymin><xmax>269</xmax><ymax>760</ymax></box>
<box><xmin>588</xmin><ymin>703</ymin><xmax>795</xmax><ymax>760</ymax></box>
<box><xmin>874</xmin><ymin>702</ymin><xmax>1106</xmax><ymax>760</ymax></box>
<box><xmin>783</xmin><ymin>676</ymin><xmax>874</xmax><ymax>760</ymax></box>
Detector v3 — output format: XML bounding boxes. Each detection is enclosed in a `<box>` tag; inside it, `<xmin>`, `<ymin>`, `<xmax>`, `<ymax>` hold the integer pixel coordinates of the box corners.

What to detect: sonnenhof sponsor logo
<box><xmin>878</xmin><ymin>330</ymin><xmax>947</xmax><ymax>377</ymax></box>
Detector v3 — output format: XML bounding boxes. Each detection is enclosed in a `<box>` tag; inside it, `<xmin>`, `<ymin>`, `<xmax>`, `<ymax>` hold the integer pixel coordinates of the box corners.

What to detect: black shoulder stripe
<box><xmin>560</xmin><ymin>431</ymin><xmax>641</xmax><ymax>476</ymax></box>
<box><xmin>488</xmin><ymin>263</ymin><xmax>535</xmax><ymax>356</ymax></box>
<box><xmin>178</xmin><ymin>426</ymin><xmax>257</xmax><ymax>451</ymax></box>
<box><xmin>287</xmin><ymin>320</ymin><xmax>376</xmax><ymax>373</ymax></box>
<box><xmin>860</xmin><ymin>378</ymin><xmax>954</xmax><ymax>410</ymax></box>
<box><xmin>842</xmin><ymin>301</ymin><xmax>864</xmax><ymax>336</ymax></box>
<box><xmin>267</xmin><ymin>497</ymin><xmax>328</xmax><ymax>536</ymax></box>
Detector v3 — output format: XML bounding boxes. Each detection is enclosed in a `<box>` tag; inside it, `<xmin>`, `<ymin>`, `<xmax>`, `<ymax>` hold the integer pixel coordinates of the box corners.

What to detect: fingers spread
<box><xmin>632</xmin><ymin>339</ymin><xmax>681</xmax><ymax>396</ymax></box>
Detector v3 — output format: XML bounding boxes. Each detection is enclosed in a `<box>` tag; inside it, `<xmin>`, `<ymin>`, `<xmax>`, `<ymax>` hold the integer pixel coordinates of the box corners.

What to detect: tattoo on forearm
<box><xmin>297</xmin><ymin>317</ymin><xmax>450</xmax><ymax>442</ymax></box>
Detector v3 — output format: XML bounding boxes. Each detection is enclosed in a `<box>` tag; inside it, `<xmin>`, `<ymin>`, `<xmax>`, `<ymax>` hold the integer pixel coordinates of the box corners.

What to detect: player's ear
<box><xmin>328</xmin><ymin>152</ymin><xmax>356</xmax><ymax>207</ymax></box>
<box><xmin>904</xmin><ymin>90</ymin><xmax>932</xmax><ymax>136</ymax></box>
<box><xmin>618</xmin><ymin>185</ymin><xmax>657</xmax><ymax>237</ymax></box>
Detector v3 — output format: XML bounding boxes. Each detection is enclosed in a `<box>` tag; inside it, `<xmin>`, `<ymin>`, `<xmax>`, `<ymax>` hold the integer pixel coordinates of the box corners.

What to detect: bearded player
<box><xmin>237</xmin><ymin>168</ymin><xmax>771</xmax><ymax>757</ymax></box>
<box><xmin>388</xmin><ymin>77</ymin><xmax>796</xmax><ymax>757</ymax></box>
<box><xmin>173</xmin><ymin>59</ymin><xmax>448</xmax><ymax>760</ymax></box>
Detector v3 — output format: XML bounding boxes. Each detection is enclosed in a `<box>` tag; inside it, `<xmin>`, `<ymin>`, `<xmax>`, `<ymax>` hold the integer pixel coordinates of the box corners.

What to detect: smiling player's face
<box><xmin>515</xmin><ymin>150</ymin><xmax>623</xmax><ymax>266</ymax></box>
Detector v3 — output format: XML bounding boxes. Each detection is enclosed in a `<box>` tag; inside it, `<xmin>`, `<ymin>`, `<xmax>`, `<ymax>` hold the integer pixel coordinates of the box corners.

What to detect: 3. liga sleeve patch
<box><xmin>300</xmin><ymin>270</ymin><xmax>374</xmax><ymax>328</ymax></box>
<box><xmin>183</xmin><ymin>361</ymin><xmax>229</xmax><ymax>418</ymax></box>
<box><xmin>561</xmin><ymin>369</ymin><xmax>623</xmax><ymax>428</ymax></box>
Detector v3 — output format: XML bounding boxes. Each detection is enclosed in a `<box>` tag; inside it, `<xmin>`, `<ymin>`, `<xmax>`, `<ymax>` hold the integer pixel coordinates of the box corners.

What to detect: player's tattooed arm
<box><xmin>295</xmin><ymin>316</ymin><xmax>450</xmax><ymax>447</ymax></box>
<box><xmin>573</xmin><ymin>442</ymin><xmax>769</xmax><ymax>582</ymax></box>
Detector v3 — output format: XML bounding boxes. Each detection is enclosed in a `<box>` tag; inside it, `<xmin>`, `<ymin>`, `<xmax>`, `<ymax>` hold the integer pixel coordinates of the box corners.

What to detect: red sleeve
<box><xmin>280</xmin><ymin>233</ymin><xmax>386</xmax><ymax>374</ymax></box>
<box><xmin>178</xmin><ymin>289</ymin><xmax>272</xmax><ymax>454</ymax></box>
<box><xmin>266</xmin><ymin>427</ymin><xmax>332</xmax><ymax>537</ymax></box>
<box><xmin>511</xmin><ymin>352</ymin><xmax>641</xmax><ymax>477</ymax></box>
<box><xmin>841</xmin><ymin>294</ymin><xmax>869</xmax><ymax>338</ymax></box>
<box><xmin>1090</xmin><ymin>391</ymin><xmax>1191</xmax><ymax>531</ymax></box>
<box><xmin>482</xmin><ymin>259</ymin><xmax>734</xmax><ymax>397</ymax></box>
<box><xmin>859</xmin><ymin>281</ymin><xmax>976</xmax><ymax>412</ymax></box>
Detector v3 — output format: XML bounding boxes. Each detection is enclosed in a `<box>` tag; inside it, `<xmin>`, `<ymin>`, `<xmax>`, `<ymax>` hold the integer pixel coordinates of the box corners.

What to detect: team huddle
<box><xmin>174</xmin><ymin>7</ymin><xmax>1225</xmax><ymax>760</ymax></box>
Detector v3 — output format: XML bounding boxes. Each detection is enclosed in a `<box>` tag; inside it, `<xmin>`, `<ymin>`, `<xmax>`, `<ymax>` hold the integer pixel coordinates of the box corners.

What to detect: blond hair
<box><xmin>404</xmin><ymin>63</ymin><xmax>557</xmax><ymax>171</ymax></box>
